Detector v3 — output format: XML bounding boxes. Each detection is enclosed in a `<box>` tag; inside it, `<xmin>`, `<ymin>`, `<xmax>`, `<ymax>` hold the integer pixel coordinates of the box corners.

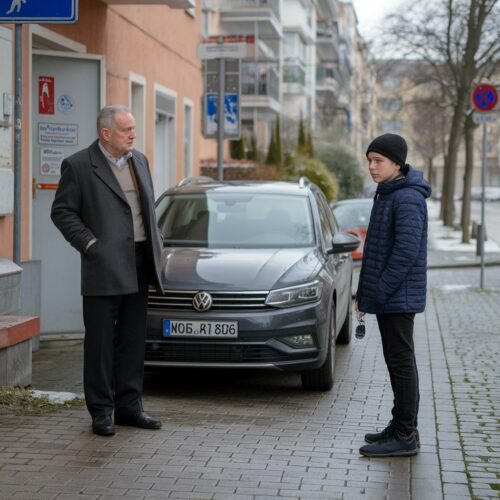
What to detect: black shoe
<box><xmin>115</xmin><ymin>411</ymin><xmax>162</xmax><ymax>430</ymax></box>
<box><xmin>365</xmin><ymin>424</ymin><xmax>421</xmax><ymax>448</ymax></box>
<box><xmin>360</xmin><ymin>431</ymin><xmax>418</xmax><ymax>457</ymax></box>
<box><xmin>92</xmin><ymin>415</ymin><xmax>115</xmax><ymax>436</ymax></box>
<box><xmin>365</xmin><ymin>422</ymin><xmax>394</xmax><ymax>444</ymax></box>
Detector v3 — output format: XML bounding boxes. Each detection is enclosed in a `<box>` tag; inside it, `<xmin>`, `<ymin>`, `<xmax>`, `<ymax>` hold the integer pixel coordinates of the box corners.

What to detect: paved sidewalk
<box><xmin>0</xmin><ymin>265</ymin><xmax>498</xmax><ymax>499</ymax></box>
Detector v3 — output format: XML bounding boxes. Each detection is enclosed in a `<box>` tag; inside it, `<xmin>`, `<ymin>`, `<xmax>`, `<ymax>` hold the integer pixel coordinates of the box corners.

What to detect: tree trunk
<box><xmin>441</xmin><ymin>96</ymin><xmax>466</xmax><ymax>225</ymax></box>
<box><xmin>461</xmin><ymin>114</ymin><xmax>475</xmax><ymax>243</ymax></box>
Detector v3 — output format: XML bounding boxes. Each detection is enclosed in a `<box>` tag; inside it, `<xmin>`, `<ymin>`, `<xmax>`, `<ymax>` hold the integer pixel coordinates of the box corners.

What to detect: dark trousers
<box><xmin>376</xmin><ymin>313</ymin><xmax>419</xmax><ymax>437</ymax></box>
<box><xmin>82</xmin><ymin>243</ymin><xmax>149</xmax><ymax>417</ymax></box>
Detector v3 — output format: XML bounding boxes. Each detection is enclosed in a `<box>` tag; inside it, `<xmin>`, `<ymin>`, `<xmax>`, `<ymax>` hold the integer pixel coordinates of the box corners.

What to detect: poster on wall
<box><xmin>38</xmin><ymin>123</ymin><xmax>78</xmax><ymax>146</ymax></box>
<box><xmin>38</xmin><ymin>76</ymin><xmax>55</xmax><ymax>115</ymax></box>
<box><xmin>40</xmin><ymin>147</ymin><xmax>65</xmax><ymax>176</ymax></box>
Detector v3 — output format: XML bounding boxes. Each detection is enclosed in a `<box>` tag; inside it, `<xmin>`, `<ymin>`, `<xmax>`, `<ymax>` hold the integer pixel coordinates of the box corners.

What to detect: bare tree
<box><xmin>409</xmin><ymin>94</ymin><xmax>450</xmax><ymax>190</ymax></box>
<box><xmin>381</xmin><ymin>0</ymin><xmax>500</xmax><ymax>227</ymax></box>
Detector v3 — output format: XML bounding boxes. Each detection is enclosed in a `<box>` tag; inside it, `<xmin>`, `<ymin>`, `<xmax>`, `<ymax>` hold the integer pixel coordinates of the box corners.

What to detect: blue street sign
<box><xmin>205</xmin><ymin>93</ymin><xmax>240</xmax><ymax>138</ymax></box>
<box><xmin>0</xmin><ymin>0</ymin><xmax>78</xmax><ymax>23</ymax></box>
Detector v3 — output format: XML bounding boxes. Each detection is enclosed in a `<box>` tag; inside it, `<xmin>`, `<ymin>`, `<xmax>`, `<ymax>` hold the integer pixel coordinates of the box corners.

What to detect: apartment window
<box><xmin>201</xmin><ymin>6</ymin><xmax>210</xmax><ymax>38</ymax></box>
<box><xmin>381</xmin><ymin>120</ymin><xmax>402</xmax><ymax>133</ymax></box>
<box><xmin>130</xmin><ymin>74</ymin><xmax>146</xmax><ymax>153</ymax></box>
<box><xmin>284</xmin><ymin>33</ymin><xmax>306</xmax><ymax>63</ymax></box>
<box><xmin>381</xmin><ymin>98</ymin><xmax>401</xmax><ymax>112</ymax></box>
<box><xmin>382</xmin><ymin>76</ymin><xmax>401</xmax><ymax>90</ymax></box>
<box><xmin>183</xmin><ymin>101</ymin><xmax>193</xmax><ymax>177</ymax></box>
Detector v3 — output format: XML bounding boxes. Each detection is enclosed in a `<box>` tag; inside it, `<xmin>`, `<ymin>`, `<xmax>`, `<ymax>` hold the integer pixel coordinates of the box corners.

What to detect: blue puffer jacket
<box><xmin>356</xmin><ymin>165</ymin><xmax>432</xmax><ymax>314</ymax></box>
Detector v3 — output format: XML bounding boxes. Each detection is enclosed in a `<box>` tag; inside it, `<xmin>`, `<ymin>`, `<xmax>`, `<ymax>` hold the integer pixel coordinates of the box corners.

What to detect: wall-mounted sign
<box><xmin>38</xmin><ymin>76</ymin><xmax>54</xmax><ymax>115</ymax></box>
<box><xmin>40</xmin><ymin>147</ymin><xmax>64</xmax><ymax>176</ymax></box>
<box><xmin>57</xmin><ymin>94</ymin><xmax>75</xmax><ymax>113</ymax></box>
<box><xmin>38</xmin><ymin>122</ymin><xmax>78</xmax><ymax>146</ymax></box>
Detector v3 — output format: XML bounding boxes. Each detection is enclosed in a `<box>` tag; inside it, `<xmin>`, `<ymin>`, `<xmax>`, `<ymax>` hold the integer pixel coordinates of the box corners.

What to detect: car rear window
<box><xmin>332</xmin><ymin>201</ymin><xmax>373</xmax><ymax>229</ymax></box>
<box><xmin>156</xmin><ymin>192</ymin><xmax>315</xmax><ymax>248</ymax></box>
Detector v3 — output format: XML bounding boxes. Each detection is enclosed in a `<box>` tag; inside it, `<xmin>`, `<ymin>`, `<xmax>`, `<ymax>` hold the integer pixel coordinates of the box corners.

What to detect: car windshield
<box><xmin>156</xmin><ymin>192</ymin><xmax>315</xmax><ymax>248</ymax></box>
<box><xmin>332</xmin><ymin>201</ymin><xmax>373</xmax><ymax>229</ymax></box>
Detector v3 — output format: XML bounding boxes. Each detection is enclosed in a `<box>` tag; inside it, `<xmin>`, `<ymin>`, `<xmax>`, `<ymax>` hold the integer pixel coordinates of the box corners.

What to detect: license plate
<box><xmin>163</xmin><ymin>319</ymin><xmax>238</xmax><ymax>338</ymax></box>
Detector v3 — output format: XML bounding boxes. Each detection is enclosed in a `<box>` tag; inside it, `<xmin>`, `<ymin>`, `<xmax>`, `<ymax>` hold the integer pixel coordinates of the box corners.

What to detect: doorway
<box><xmin>32</xmin><ymin>51</ymin><xmax>104</xmax><ymax>334</ymax></box>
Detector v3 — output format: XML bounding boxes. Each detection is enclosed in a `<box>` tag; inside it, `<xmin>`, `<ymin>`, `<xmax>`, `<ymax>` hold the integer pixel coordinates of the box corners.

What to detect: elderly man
<box><xmin>52</xmin><ymin>104</ymin><xmax>163</xmax><ymax>436</ymax></box>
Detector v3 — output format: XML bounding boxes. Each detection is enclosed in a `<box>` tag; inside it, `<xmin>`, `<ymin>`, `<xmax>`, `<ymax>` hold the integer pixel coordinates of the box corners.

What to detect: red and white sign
<box><xmin>38</xmin><ymin>76</ymin><xmax>55</xmax><ymax>115</ymax></box>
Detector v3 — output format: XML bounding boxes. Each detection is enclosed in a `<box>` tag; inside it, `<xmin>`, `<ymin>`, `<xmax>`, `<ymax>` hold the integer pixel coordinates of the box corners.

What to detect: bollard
<box><xmin>476</xmin><ymin>224</ymin><xmax>488</xmax><ymax>256</ymax></box>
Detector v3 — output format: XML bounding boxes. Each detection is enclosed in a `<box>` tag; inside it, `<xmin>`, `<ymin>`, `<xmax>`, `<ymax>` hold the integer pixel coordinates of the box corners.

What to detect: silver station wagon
<box><xmin>145</xmin><ymin>177</ymin><xmax>359</xmax><ymax>390</ymax></box>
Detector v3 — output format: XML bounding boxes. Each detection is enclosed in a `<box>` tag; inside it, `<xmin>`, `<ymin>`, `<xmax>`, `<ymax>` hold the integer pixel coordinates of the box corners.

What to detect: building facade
<box><xmin>0</xmin><ymin>0</ymin><xmax>219</xmax><ymax>336</ymax></box>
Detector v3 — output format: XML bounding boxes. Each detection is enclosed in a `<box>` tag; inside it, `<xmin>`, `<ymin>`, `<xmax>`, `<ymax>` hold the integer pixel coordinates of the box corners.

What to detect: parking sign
<box><xmin>204</xmin><ymin>93</ymin><xmax>240</xmax><ymax>139</ymax></box>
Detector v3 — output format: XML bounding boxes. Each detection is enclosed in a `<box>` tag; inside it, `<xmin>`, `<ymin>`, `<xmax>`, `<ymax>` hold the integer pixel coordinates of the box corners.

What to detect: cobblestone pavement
<box><xmin>0</xmin><ymin>267</ymin><xmax>498</xmax><ymax>499</ymax></box>
<box><xmin>427</xmin><ymin>268</ymin><xmax>500</xmax><ymax>499</ymax></box>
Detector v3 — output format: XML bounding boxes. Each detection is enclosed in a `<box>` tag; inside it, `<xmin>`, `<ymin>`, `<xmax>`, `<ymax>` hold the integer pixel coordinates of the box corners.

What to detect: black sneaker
<box><xmin>359</xmin><ymin>431</ymin><xmax>418</xmax><ymax>457</ymax></box>
<box><xmin>364</xmin><ymin>422</ymin><xmax>394</xmax><ymax>444</ymax></box>
<box><xmin>365</xmin><ymin>424</ymin><xmax>421</xmax><ymax>448</ymax></box>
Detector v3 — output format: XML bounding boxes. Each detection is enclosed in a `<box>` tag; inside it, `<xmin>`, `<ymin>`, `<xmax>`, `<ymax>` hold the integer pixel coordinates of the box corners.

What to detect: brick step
<box><xmin>0</xmin><ymin>315</ymin><xmax>40</xmax><ymax>349</ymax></box>
<box><xmin>0</xmin><ymin>315</ymin><xmax>40</xmax><ymax>387</ymax></box>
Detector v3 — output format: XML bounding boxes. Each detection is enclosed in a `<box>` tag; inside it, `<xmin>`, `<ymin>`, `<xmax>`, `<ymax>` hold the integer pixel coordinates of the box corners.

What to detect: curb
<box><xmin>428</xmin><ymin>260</ymin><xmax>500</xmax><ymax>270</ymax></box>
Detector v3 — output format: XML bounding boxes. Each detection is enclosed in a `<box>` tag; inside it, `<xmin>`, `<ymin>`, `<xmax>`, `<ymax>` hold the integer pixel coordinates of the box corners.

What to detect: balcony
<box><xmin>101</xmin><ymin>0</ymin><xmax>195</xmax><ymax>7</ymax></box>
<box><xmin>316</xmin><ymin>65</ymin><xmax>339</xmax><ymax>95</ymax></box>
<box><xmin>219</xmin><ymin>0</ymin><xmax>282</xmax><ymax>40</ymax></box>
<box><xmin>283</xmin><ymin>65</ymin><xmax>305</xmax><ymax>86</ymax></box>
<box><xmin>241</xmin><ymin>61</ymin><xmax>280</xmax><ymax>115</ymax></box>
<box><xmin>316</xmin><ymin>20</ymin><xmax>340</xmax><ymax>62</ymax></box>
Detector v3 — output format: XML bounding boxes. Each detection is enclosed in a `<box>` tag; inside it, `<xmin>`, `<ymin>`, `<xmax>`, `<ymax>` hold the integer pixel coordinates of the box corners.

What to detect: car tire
<box><xmin>336</xmin><ymin>295</ymin><xmax>352</xmax><ymax>345</ymax></box>
<box><xmin>301</xmin><ymin>307</ymin><xmax>335</xmax><ymax>391</ymax></box>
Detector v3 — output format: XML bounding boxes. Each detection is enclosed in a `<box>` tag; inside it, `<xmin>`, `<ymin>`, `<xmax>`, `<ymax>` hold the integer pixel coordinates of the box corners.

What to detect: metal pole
<box><xmin>480</xmin><ymin>121</ymin><xmax>487</xmax><ymax>288</ymax></box>
<box><xmin>217</xmin><ymin>49</ymin><xmax>225</xmax><ymax>181</ymax></box>
<box><xmin>13</xmin><ymin>24</ymin><xmax>23</xmax><ymax>265</ymax></box>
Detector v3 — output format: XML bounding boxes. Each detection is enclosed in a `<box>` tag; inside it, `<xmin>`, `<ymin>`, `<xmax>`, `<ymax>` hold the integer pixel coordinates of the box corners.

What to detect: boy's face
<box><xmin>366</xmin><ymin>152</ymin><xmax>401</xmax><ymax>183</ymax></box>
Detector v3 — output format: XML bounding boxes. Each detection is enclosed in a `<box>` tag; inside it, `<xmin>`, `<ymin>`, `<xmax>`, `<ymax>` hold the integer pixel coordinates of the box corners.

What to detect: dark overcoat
<box><xmin>51</xmin><ymin>140</ymin><xmax>163</xmax><ymax>296</ymax></box>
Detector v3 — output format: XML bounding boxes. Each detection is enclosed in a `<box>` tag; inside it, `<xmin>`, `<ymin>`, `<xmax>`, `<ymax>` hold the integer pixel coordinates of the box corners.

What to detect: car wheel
<box><xmin>336</xmin><ymin>295</ymin><xmax>352</xmax><ymax>345</ymax></box>
<box><xmin>301</xmin><ymin>307</ymin><xmax>335</xmax><ymax>391</ymax></box>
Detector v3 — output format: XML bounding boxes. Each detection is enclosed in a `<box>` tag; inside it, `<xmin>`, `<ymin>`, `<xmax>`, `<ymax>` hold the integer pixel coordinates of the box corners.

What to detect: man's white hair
<box><xmin>97</xmin><ymin>104</ymin><xmax>130</xmax><ymax>133</ymax></box>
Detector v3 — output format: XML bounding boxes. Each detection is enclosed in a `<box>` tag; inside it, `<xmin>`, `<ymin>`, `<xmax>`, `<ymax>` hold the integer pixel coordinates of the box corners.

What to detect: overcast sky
<box><xmin>350</xmin><ymin>0</ymin><xmax>402</xmax><ymax>39</ymax></box>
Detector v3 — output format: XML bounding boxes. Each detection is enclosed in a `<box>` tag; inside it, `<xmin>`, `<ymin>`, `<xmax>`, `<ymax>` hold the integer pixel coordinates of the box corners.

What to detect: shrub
<box><xmin>316</xmin><ymin>146</ymin><xmax>364</xmax><ymax>200</ymax></box>
<box><xmin>282</xmin><ymin>154</ymin><xmax>338</xmax><ymax>202</ymax></box>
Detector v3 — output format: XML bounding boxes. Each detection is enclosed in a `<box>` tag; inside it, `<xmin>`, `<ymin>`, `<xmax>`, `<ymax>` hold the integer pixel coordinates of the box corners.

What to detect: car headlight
<box><xmin>266</xmin><ymin>281</ymin><xmax>322</xmax><ymax>308</ymax></box>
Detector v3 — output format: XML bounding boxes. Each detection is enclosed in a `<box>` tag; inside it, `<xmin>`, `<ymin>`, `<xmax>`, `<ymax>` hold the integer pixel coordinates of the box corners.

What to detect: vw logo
<box><xmin>193</xmin><ymin>291</ymin><xmax>213</xmax><ymax>312</ymax></box>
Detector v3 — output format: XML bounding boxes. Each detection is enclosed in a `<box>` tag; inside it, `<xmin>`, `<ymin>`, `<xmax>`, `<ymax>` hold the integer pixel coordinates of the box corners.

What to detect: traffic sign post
<box><xmin>471</xmin><ymin>82</ymin><xmax>499</xmax><ymax>288</ymax></box>
<box><xmin>199</xmin><ymin>36</ymin><xmax>247</xmax><ymax>180</ymax></box>
<box><xmin>1</xmin><ymin>0</ymin><xmax>79</xmax><ymax>263</ymax></box>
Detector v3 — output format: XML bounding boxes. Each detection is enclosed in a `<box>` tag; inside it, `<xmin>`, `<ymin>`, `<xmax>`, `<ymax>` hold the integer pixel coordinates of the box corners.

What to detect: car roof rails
<box><xmin>176</xmin><ymin>176</ymin><xmax>215</xmax><ymax>187</ymax></box>
<box><xmin>298</xmin><ymin>176</ymin><xmax>310</xmax><ymax>188</ymax></box>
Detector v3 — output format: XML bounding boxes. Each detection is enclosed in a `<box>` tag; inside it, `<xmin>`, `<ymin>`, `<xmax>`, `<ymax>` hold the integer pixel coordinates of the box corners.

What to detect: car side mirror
<box><xmin>327</xmin><ymin>231</ymin><xmax>360</xmax><ymax>255</ymax></box>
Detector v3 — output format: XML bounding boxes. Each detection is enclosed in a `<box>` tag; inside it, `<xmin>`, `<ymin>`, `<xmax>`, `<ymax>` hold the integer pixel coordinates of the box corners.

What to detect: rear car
<box><xmin>331</xmin><ymin>198</ymin><xmax>373</xmax><ymax>261</ymax></box>
<box><xmin>145</xmin><ymin>178</ymin><xmax>359</xmax><ymax>390</ymax></box>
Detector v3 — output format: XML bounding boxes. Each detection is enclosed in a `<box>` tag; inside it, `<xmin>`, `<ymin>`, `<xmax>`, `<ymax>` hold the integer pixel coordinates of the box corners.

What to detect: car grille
<box><xmin>145</xmin><ymin>341</ymin><xmax>316</xmax><ymax>364</ymax></box>
<box><xmin>148</xmin><ymin>288</ymin><xmax>271</xmax><ymax>311</ymax></box>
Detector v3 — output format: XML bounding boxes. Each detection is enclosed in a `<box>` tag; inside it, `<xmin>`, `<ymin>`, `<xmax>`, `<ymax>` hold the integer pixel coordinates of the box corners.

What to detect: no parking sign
<box><xmin>472</xmin><ymin>83</ymin><xmax>498</xmax><ymax>112</ymax></box>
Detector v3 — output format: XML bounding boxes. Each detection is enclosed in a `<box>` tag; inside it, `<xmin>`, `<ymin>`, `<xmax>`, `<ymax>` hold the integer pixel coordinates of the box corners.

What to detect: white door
<box><xmin>32</xmin><ymin>51</ymin><xmax>103</xmax><ymax>334</ymax></box>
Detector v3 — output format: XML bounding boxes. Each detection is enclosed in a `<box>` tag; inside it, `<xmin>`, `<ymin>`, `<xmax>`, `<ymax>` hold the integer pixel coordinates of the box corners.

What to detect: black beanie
<box><xmin>366</xmin><ymin>133</ymin><xmax>407</xmax><ymax>168</ymax></box>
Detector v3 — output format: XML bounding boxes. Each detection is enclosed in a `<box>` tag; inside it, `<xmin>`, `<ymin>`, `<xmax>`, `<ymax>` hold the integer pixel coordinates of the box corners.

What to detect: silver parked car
<box><xmin>145</xmin><ymin>177</ymin><xmax>359</xmax><ymax>390</ymax></box>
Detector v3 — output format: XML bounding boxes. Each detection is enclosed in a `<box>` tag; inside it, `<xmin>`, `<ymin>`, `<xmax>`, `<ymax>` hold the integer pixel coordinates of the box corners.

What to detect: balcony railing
<box><xmin>283</xmin><ymin>65</ymin><xmax>305</xmax><ymax>86</ymax></box>
<box><xmin>220</xmin><ymin>0</ymin><xmax>280</xmax><ymax>19</ymax></box>
<box><xmin>242</xmin><ymin>61</ymin><xmax>279</xmax><ymax>101</ymax></box>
